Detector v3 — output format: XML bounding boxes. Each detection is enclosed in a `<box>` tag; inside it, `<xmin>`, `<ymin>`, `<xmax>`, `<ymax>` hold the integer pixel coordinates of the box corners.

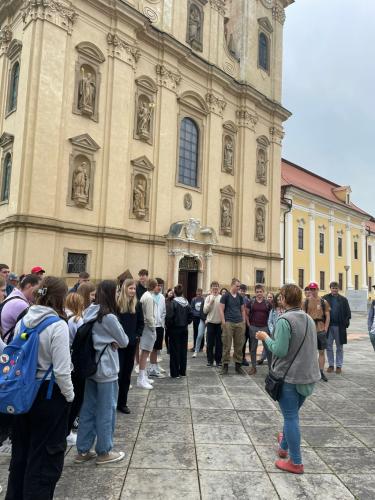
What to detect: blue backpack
<box><xmin>0</xmin><ymin>316</ymin><xmax>61</xmax><ymax>415</ymax></box>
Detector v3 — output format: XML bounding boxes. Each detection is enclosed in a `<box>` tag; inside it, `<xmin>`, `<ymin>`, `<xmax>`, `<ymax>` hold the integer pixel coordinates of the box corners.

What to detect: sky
<box><xmin>282</xmin><ymin>0</ymin><xmax>374</xmax><ymax>216</ymax></box>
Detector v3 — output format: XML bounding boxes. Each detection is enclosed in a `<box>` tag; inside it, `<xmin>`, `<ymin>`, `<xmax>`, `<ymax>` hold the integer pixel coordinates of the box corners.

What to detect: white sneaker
<box><xmin>148</xmin><ymin>368</ymin><xmax>165</xmax><ymax>378</ymax></box>
<box><xmin>129</xmin><ymin>384</ymin><xmax>133</xmax><ymax>390</ymax></box>
<box><xmin>192</xmin><ymin>352</ymin><xmax>197</xmax><ymax>358</ymax></box>
<box><xmin>66</xmin><ymin>432</ymin><xmax>77</xmax><ymax>446</ymax></box>
<box><xmin>0</xmin><ymin>438</ymin><xmax>12</xmax><ymax>455</ymax></box>
<box><xmin>137</xmin><ymin>377</ymin><xmax>153</xmax><ymax>390</ymax></box>
<box><xmin>147</xmin><ymin>377</ymin><xmax>155</xmax><ymax>384</ymax></box>
<box><xmin>134</xmin><ymin>364</ymin><xmax>139</xmax><ymax>374</ymax></box>
<box><xmin>158</xmin><ymin>366</ymin><xmax>166</xmax><ymax>373</ymax></box>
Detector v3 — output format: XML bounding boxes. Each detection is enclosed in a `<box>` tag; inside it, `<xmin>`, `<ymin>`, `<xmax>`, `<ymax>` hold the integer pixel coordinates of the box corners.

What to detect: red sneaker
<box><xmin>275</xmin><ymin>459</ymin><xmax>304</xmax><ymax>474</ymax></box>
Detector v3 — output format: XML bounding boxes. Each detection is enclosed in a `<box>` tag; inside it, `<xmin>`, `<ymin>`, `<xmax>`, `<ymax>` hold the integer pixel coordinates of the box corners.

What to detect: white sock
<box><xmin>138</xmin><ymin>369</ymin><xmax>145</xmax><ymax>379</ymax></box>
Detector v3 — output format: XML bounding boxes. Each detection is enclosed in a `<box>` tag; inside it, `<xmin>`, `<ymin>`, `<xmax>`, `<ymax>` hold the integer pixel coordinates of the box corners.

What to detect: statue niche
<box><xmin>220</xmin><ymin>198</ymin><xmax>232</xmax><ymax>236</ymax></box>
<box><xmin>136</xmin><ymin>95</ymin><xmax>153</xmax><ymax>142</ymax></box>
<box><xmin>133</xmin><ymin>174</ymin><xmax>147</xmax><ymax>219</ymax></box>
<box><xmin>78</xmin><ymin>65</ymin><xmax>96</xmax><ymax>117</ymax></box>
<box><xmin>255</xmin><ymin>206</ymin><xmax>265</xmax><ymax>241</ymax></box>
<box><xmin>187</xmin><ymin>1</ymin><xmax>203</xmax><ymax>52</ymax></box>
<box><xmin>72</xmin><ymin>155</ymin><xmax>91</xmax><ymax>207</ymax></box>
<box><xmin>223</xmin><ymin>135</ymin><xmax>234</xmax><ymax>173</ymax></box>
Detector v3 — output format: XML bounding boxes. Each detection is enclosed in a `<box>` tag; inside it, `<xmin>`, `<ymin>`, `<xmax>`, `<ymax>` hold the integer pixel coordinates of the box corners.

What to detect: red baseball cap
<box><xmin>307</xmin><ymin>282</ymin><xmax>319</xmax><ymax>289</ymax></box>
<box><xmin>31</xmin><ymin>266</ymin><xmax>45</xmax><ymax>274</ymax></box>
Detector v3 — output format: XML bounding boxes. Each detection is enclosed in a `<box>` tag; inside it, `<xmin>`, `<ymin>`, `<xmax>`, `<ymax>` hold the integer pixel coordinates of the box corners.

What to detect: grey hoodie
<box><xmin>14</xmin><ymin>305</ymin><xmax>74</xmax><ymax>402</ymax></box>
<box><xmin>83</xmin><ymin>304</ymin><xmax>129</xmax><ymax>383</ymax></box>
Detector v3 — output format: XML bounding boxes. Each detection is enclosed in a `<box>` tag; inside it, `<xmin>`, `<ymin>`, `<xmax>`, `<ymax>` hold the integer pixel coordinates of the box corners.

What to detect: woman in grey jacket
<box><xmin>75</xmin><ymin>280</ymin><xmax>129</xmax><ymax>465</ymax></box>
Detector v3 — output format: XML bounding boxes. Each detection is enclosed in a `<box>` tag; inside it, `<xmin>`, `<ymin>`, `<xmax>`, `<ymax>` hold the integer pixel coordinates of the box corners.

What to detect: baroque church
<box><xmin>0</xmin><ymin>0</ymin><xmax>294</xmax><ymax>297</ymax></box>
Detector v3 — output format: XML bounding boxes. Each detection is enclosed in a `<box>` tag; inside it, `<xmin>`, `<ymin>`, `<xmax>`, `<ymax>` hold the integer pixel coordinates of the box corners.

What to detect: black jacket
<box><xmin>166</xmin><ymin>297</ymin><xmax>193</xmax><ymax>329</ymax></box>
<box><xmin>136</xmin><ymin>283</ymin><xmax>147</xmax><ymax>301</ymax></box>
<box><xmin>322</xmin><ymin>293</ymin><xmax>351</xmax><ymax>345</ymax></box>
<box><xmin>117</xmin><ymin>302</ymin><xmax>144</xmax><ymax>346</ymax></box>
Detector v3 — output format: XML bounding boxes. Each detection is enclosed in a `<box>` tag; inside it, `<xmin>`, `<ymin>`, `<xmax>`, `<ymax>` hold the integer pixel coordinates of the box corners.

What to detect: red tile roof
<box><xmin>281</xmin><ymin>158</ymin><xmax>371</xmax><ymax>218</ymax></box>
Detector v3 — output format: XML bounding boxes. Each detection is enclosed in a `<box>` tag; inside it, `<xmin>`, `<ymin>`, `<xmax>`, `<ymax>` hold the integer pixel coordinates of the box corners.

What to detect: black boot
<box><xmin>220</xmin><ymin>364</ymin><xmax>228</xmax><ymax>375</ymax></box>
<box><xmin>320</xmin><ymin>370</ymin><xmax>328</xmax><ymax>382</ymax></box>
<box><xmin>235</xmin><ymin>363</ymin><xmax>244</xmax><ymax>375</ymax></box>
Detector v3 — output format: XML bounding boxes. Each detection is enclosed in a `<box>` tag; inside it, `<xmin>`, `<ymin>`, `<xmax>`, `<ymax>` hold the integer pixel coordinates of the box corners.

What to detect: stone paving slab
<box><xmin>1</xmin><ymin>324</ymin><xmax>375</xmax><ymax>499</ymax></box>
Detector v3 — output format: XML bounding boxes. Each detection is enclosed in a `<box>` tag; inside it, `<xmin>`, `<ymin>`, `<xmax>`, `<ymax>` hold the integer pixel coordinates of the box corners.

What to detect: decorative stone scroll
<box><xmin>220</xmin><ymin>185</ymin><xmax>235</xmax><ymax>237</ymax></box>
<box><xmin>21</xmin><ymin>0</ymin><xmax>78</xmax><ymax>35</ymax></box>
<box><xmin>269</xmin><ymin>126</ymin><xmax>284</xmax><ymax>145</ymax></box>
<box><xmin>222</xmin><ymin>121</ymin><xmax>237</xmax><ymax>175</ymax></box>
<box><xmin>0</xmin><ymin>26</ymin><xmax>12</xmax><ymax>55</ymax></box>
<box><xmin>186</xmin><ymin>0</ymin><xmax>206</xmax><ymax>52</ymax></box>
<box><xmin>67</xmin><ymin>134</ymin><xmax>100</xmax><ymax>210</ymax></box>
<box><xmin>254</xmin><ymin>195</ymin><xmax>268</xmax><ymax>242</ymax></box>
<box><xmin>256</xmin><ymin>136</ymin><xmax>270</xmax><ymax>185</ymax></box>
<box><xmin>209</xmin><ymin>0</ymin><xmax>225</xmax><ymax>15</ymax></box>
<box><xmin>134</xmin><ymin>76</ymin><xmax>157</xmax><ymax>145</ymax></box>
<box><xmin>130</xmin><ymin>156</ymin><xmax>155</xmax><ymax>221</ymax></box>
<box><xmin>236</xmin><ymin>108</ymin><xmax>258</xmax><ymax>131</ymax></box>
<box><xmin>205</xmin><ymin>93</ymin><xmax>226</xmax><ymax>117</ymax></box>
<box><xmin>155</xmin><ymin>64</ymin><xmax>181</xmax><ymax>92</ymax></box>
<box><xmin>106</xmin><ymin>33</ymin><xmax>140</xmax><ymax>67</ymax></box>
<box><xmin>73</xmin><ymin>42</ymin><xmax>105</xmax><ymax>122</ymax></box>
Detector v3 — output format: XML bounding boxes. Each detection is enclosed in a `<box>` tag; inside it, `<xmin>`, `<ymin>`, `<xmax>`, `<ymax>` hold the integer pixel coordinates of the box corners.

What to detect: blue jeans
<box><xmin>194</xmin><ymin>320</ymin><xmax>206</xmax><ymax>353</ymax></box>
<box><xmin>278</xmin><ymin>382</ymin><xmax>306</xmax><ymax>465</ymax></box>
<box><xmin>327</xmin><ymin>326</ymin><xmax>344</xmax><ymax>367</ymax></box>
<box><xmin>77</xmin><ymin>379</ymin><xmax>118</xmax><ymax>455</ymax></box>
<box><xmin>369</xmin><ymin>331</ymin><xmax>375</xmax><ymax>351</ymax></box>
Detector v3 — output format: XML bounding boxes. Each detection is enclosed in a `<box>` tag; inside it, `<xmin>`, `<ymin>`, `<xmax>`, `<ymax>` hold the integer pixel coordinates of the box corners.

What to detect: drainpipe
<box><xmin>282</xmin><ymin>193</ymin><xmax>293</xmax><ymax>285</ymax></box>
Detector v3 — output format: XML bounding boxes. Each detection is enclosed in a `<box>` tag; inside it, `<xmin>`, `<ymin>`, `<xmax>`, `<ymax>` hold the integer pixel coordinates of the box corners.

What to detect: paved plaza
<box><xmin>0</xmin><ymin>314</ymin><xmax>374</xmax><ymax>499</ymax></box>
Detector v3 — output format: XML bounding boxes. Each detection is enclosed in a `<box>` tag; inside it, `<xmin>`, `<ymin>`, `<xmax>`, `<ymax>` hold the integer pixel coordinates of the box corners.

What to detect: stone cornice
<box><xmin>107</xmin><ymin>32</ymin><xmax>140</xmax><ymax>67</ymax></box>
<box><xmin>236</xmin><ymin>108</ymin><xmax>258</xmax><ymax>131</ymax></box>
<box><xmin>209</xmin><ymin>0</ymin><xmax>225</xmax><ymax>16</ymax></box>
<box><xmin>21</xmin><ymin>0</ymin><xmax>77</xmax><ymax>35</ymax></box>
<box><xmin>155</xmin><ymin>64</ymin><xmax>181</xmax><ymax>92</ymax></box>
<box><xmin>205</xmin><ymin>92</ymin><xmax>226</xmax><ymax>116</ymax></box>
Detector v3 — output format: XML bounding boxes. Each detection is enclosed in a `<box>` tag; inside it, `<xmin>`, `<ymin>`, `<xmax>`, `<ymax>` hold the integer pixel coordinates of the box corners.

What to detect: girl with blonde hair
<box><xmin>117</xmin><ymin>279</ymin><xmax>144</xmax><ymax>413</ymax></box>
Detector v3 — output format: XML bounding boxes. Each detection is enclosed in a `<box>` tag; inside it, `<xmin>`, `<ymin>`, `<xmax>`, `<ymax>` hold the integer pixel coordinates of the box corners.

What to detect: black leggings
<box><xmin>118</xmin><ymin>344</ymin><xmax>137</xmax><ymax>407</ymax></box>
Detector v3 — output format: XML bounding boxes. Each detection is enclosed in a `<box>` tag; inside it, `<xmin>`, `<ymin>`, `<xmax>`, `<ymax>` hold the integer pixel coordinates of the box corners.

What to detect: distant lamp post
<box><xmin>344</xmin><ymin>265</ymin><xmax>350</xmax><ymax>292</ymax></box>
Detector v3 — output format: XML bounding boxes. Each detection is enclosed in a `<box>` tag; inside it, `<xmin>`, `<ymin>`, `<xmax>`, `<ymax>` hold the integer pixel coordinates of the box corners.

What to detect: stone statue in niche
<box><xmin>78</xmin><ymin>67</ymin><xmax>96</xmax><ymax>116</ymax></box>
<box><xmin>133</xmin><ymin>175</ymin><xmax>147</xmax><ymax>219</ymax></box>
<box><xmin>223</xmin><ymin>136</ymin><xmax>234</xmax><ymax>172</ymax></box>
<box><xmin>255</xmin><ymin>207</ymin><xmax>265</xmax><ymax>241</ymax></box>
<box><xmin>221</xmin><ymin>199</ymin><xmax>232</xmax><ymax>235</ymax></box>
<box><xmin>184</xmin><ymin>193</ymin><xmax>192</xmax><ymax>210</ymax></box>
<box><xmin>188</xmin><ymin>4</ymin><xmax>201</xmax><ymax>45</ymax></box>
<box><xmin>72</xmin><ymin>161</ymin><xmax>90</xmax><ymax>207</ymax></box>
<box><xmin>137</xmin><ymin>98</ymin><xmax>152</xmax><ymax>140</ymax></box>
<box><xmin>256</xmin><ymin>148</ymin><xmax>267</xmax><ymax>184</ymax></box>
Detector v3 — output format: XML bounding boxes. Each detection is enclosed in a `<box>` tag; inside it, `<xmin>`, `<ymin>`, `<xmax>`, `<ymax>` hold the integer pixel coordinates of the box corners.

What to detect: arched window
<box><xmin>1</xmin><ymin>153</ymin><xmax>12</xmax><ymax>202</ymax></box>
<box><xmin>178</xmin><ymin>117</ymin><xmax>199</xmax><ymax>187</ymax></box>
<box><xmin>8</xmin><ymin>62</ymin><xmax>20</xmax><ymax>113</ymax></box>
<box><xmin>258</xmin><ymin>33</ymin><xmax>269</xmax><ymax>71</ymax></box>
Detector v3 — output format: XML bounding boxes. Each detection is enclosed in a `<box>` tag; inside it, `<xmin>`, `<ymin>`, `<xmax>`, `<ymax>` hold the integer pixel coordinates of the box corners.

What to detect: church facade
<box><xmin>0</xmin><ymin>0</ymin><xmax>293</xmax><ymax>295</ymax></box>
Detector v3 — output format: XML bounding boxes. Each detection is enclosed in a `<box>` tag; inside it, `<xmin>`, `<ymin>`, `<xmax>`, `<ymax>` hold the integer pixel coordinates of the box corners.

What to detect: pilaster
<box><xmin>346</xmin><ymin>221</ymin><xmax>353</xmax><ymax>289</ymax></box>
<box><xmin>309</xmin><ymin>210</ymin><xmax>316</xmax><ymax>283</ymax></box>
<box><xmin>329</xmin><ymin>213</ymin><xmax>335</xmax><ymax>283</ymax></box>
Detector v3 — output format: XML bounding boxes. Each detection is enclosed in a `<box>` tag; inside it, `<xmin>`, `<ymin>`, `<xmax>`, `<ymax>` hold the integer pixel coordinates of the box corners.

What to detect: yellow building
<box><xmin>281</xmin><ymin>159</ymin><xmax>375</xmax><ymax>301</ymax></box>
<box><xmin>0</xmin><ymin>0</ymin><xmax>294</xmax><ymax>297</ymax></box>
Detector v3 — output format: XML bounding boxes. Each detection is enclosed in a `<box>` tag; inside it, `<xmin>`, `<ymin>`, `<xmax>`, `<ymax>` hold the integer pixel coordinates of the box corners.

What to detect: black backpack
<box><xmin>71</xmin><ymin>320</ymin><xmax>108</xmax><ymax>378</ymax></box>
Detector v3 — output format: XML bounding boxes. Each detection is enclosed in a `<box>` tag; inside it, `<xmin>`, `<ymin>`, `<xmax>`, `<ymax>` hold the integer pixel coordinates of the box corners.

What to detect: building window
<box><xmin>368</xmin><ymin>244</ymin><xmax>372</xmax><ymax>263</ymax></box>
<box><xmin>354</xmin><ymin>241</ymin><xmax>358</xmax><ymax>260</ymax></box>
<box><xmin>369</xmin><ymin>277</ymin><xmax>373</xmax><ymax>293</ymax></box>
<box><xmin>178</xmin><ymin>117</ymin><xmax>199</xmax><ymax>187</ymax></box>
<box><xmin>338</xmin><ymin>272</ymin><xmax>343</xmax><ymax>291</ymax></box>
<box><xmin>338</xmin><ymin>236</ymin><xmax>343</xmax><ymax>257</ymax></box>
<box><xmin>67</xmin><ymin>252</ymin><xmax>87</xmax><ymax>274</ymax></box>
<box><xmin>1</xmin><ymin>153</ymin><xmax>12</xmax><ymax>202</ymax></box>
<box><xmin>255</xmin><ymin>269</ymin><xmax>265</xmax><ymax>284</ymax></box>
<box><xmin>297</xmin><ymin>227</ymin><xmax>304</xmax><ymax>250</ymax></box>
<box><xmin>354</xmin><ymin>274</ymin><xmax>359</xmax><ymax>290</ymax></box>
<box><xmin>319</xmin><ymin>233</ymin><xmax>325</xmax><ymax>254</ymax></box>
<box><xmin>258</xmin><ymin>33</ymin><xmax>269</xmax><ymax>71</ymax></box>
<box><xmin>7</xmin><ymin>61</ymin><xmax>20</xmax><ymax>114</ymax></box>
<box><xmin>298</xmin><ymin>269</ymin><xmax>304</xmax><ymax>289</ymax></box>
<box><xmin>320</xmin><ymin>271</ymin><xmax>325</xmax><ymax>291</ymax></box>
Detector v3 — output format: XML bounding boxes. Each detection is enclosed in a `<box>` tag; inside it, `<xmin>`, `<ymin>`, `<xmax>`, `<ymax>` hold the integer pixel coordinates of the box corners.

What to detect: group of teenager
<box><xmin>0</xmin><ymin>260</ymin><xmax>369</xmax><ymax>492</ymax></box>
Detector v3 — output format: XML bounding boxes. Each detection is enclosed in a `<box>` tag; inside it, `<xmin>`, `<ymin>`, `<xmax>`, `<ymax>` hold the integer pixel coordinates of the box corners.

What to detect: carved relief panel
<box><xmin>220</xmin><ymin>185</ymin><xmax>235</xmax><ymax>237</ymax></box>
<box><xmin>186</xmin><ymin>0</ymin><xmax>206</xmax><ymax>52</ymax></box>
<box><xmin>67</xmin><ymin>134</ymin><xmax>100</xmax><ymax>210</ymax></box>
<box><xmin>256</xmin><ymin>136</ymin><xmax>269</xmax><ymax>185</ymax></box>
<box><xmin>130</xmin><ymin>156</ymin><xmax>155</xmax><ymax>221</ymax></box>
<box><xmin>72</xmin><ymin>42</ymin><xmax>105</xmax><ymax>122</ymax></box>
<box><xmin>222</xmin><ymin>121</ymin><xmax>237</xmax><ymax>175</ymax></box>
<box><xmin>254</xmin><ymin>195</ymin><xmax>268</xmax><ymax>242</ymax></box>
<box><xmin>134</xmin><ymin>76</ymin><xmax>157</xmax><ymax>145</ymax></box>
